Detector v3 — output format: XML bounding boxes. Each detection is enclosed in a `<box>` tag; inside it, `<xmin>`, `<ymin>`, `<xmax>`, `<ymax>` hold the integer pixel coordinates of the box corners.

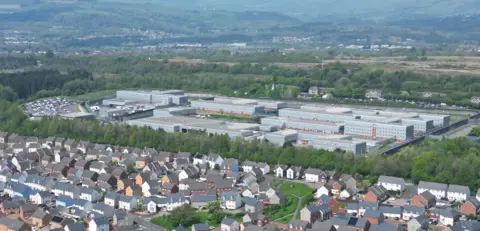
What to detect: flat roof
<box><xmin>192</xmin><ymin>100</ymin><xmax>263</xmax><ymax>107</ymax></box>
<box><xmin>263</xmin><ymin>116</ymin><xmax>339</xmax><ymax>126</ymax></box>
<box><xmin>130</xmin><ymin>116</ymin><xmax>258</xmax><ymax>131</ymax></box>
<box><xmin>270</xmin><ymin>130</ymin><xmax>298</xmax><ymax>136</ymax></box>
<box><xmin>61</xmin><ymin>112</ymin><xmax>95</xmax><ymax>118</ymax></box>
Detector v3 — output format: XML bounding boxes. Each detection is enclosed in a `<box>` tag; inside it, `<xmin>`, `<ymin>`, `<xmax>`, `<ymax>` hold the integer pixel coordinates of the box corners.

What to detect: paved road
<box><xmin>133</xmin><ymin>214</ymin><xmax>167</xmax><ymax>231</ymax></box>
<box><xmin>447</xmin><ymin>125</ymin><xmax>474</xmax><ymax>138</ymax></box>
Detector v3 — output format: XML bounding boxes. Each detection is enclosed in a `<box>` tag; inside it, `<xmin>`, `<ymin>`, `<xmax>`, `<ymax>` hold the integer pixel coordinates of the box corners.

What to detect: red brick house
<box><xmin>364</xmin><ymin>185</ymin><xmax>388</xmax><ymax>202</ymax></box>
<box><xmin>412</xmin><ymin>191</ymin><xmax>436</xmax><ymax>209</ymax></box>
<box><xmin>461</xmin><ymin>197</ymin><xmax>480</xmax><ymax>216</ymax></box>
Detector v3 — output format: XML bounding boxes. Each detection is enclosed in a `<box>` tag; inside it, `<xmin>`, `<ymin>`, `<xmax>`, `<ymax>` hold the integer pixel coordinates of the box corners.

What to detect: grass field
<box><xmin>276</xmin><ymin>214</ymin><xmax>293</xmax><ymax>224</ymax></box>
<box><xmin>264</xmin><ymin>195</ymin><xmax>298</xmax><ymax>220</ymax></box>
<box><xmin>66</xmin><ymin>90</ymin><xmax>117</xmax><ymax>101</ymax></box>
<box><xmin>278</xmin><ymin>182</ymin><xmax>313</xmax><ymax>197</ymax></box>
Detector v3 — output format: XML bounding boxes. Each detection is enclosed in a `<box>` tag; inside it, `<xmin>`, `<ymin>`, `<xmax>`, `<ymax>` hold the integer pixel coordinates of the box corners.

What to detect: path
<box><xmin>272</xmin><ymin>180</ymin><xmax>305</xmax><ymax>223</ymax></box>
<box><xmin>447</xmin><ymin>124</ymin><xmax>474</xmax><ymax>138</ymax></box>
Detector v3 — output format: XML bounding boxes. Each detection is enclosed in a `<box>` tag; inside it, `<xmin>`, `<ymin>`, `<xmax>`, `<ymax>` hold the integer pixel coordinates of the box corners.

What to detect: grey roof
<box><xmin>413</xmin><ymin>214</ymin><xmax>429</xmax><ymax>223</ymax></box>
<box><xmin>221</xmin><ymin>217</ymin><xmax>237</xmax><ymax>226</ymax></box>
<box><xmin>221</xmin><ymin>191</ymin><xmax>239</xmax><ymax>201</ymax></box>
<box><xmin>370</xmin><ymin>185</ymin><xmax>388</xmax><ymax>197</ymax></box>
<box><xmin>403</xmin><ymin>205</ymin><xmax>425</xmax><ymax>214</ymax></box>
<box><xmin>243</xmin><ymin>197</ymin><xmax>260</xmax><ymax>206</ymax></box>
<box><xmin>337</xmin><ymin>227</ymin><xmax>357</xmax><ymax>231</ymax></box>
<box><xmin>93</xmin><ymin>216</ymin><xmax>109</xmax><ymax>226</ymax></box>
<box><xmin>448</xmin><ymin>184</ymin><xmax>470</xmax><ymax>194</ymax></box>
<box><xmin>31</xmin><ymin>208</ymin><xmax>48</xmax><ymax>219</ymax></box>
<box><xmin>363</xmin><ymin>209</ymin><xmax>383</xmax><ymax>219</ymax></box>
<box><xmin>192</xmin><ymin>223</ymin><xmax>209</xmax><ymax>231</ymax></box>
<box><xmin>310</xmin><ymin>222</ymin><xmax>336</xmax><ymax>231</ymax></box>
<box><xmin>379</xmin><ymin>206</ymin><xmax>402</xmax><ymax>215</ymax></box>
<box><xmin>358</xmin><ymin>201</ymin><xmax>378</xmax><ymax>210</ymax></box>
<box><xmin>451</xmin><ymin>220</ymin><xmax>480</xmax><ymax>231</ymax></box>
<box><xmin>467</xmin><ymin>197</ymin><xmax>480</xmax><ymax>208</ymax></box>
<box><xmin>378</xmin><ymin>175</ymin><xmax>405</xmax><ymax>185</ymax></box>
<box><xmin>418</xmin><ymin>181</ymin><xmax>448</xmax><ymax>191</ymax></box>
<box><xmin>174</xmin><ymin>225</ymin><xmax>187</xmax><ymax>231</ymax></box>
<box><xmin>370</xmin><ymin>223</ymin><xmax>403</xmax><ymax>231</ymax></box>
<box><xmin>190</xmin><ymin>195</ymin><xmax>217</xmax><ymax>203</ymax></box>
<box><xmin>347</xmin><ymin>203</ymin><xmax>358</xmax><ymax>210</ymax></box>
<box><xmin>66</xmin><ymin>223</ymin><xmax>85</xmax><ymax>231</ymax></box>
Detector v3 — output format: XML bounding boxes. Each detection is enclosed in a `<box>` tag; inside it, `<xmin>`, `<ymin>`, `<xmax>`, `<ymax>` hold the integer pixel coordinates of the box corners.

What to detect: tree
<box><xmin>206</xmin><ymin>200</ymin><xmax>221</xmax><ymax>213</ymax></box>
<box><xmin>126</xmin><ymin>164</ymin><xmax>136</xmax><ymax>173</ymax></box>
<box><xmin>45</xmin><ymin>50</ymin><xmax>54</xmax><ymax>59</ymax></box>
<box><xmin>214</xmin><ymin>164</ymin><xmax>220</xmax><ymax>170</ymax></box>
<box><xmin>170</xmin><ymin>205</ymin><xmax>198</xmax><ymax>227</ymax></box>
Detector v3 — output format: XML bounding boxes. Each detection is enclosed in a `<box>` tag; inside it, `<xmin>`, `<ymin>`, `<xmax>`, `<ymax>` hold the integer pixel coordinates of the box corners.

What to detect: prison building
<box><xmin>401</xmin><ymin>118</ymin><xmax>434</xmax><ymax>133</ymax></box>
<box><xmin>418</xmin><ymin>115</ymin><xmax>450</xmax><ymax>127</ymax></box>
<box><xmin>300</xmin><ymin>105</ymin><xmax>352</xmax><ymax>114</ymax></box>
<box><xmin>296</xmin><ymin>132</ymin><xmax>367</xmax><ymax>154</ymax></box>
<box><xmin>344</xmin><ymin>120</ymin><xmax>414</xmax><ymax>141</ymax></box>
<box><xmin>278</xmin><ymin>108</ymin><xmax>355</xmax><ymax>123</ymax></box>
<box><xmin>116</xmin><ymin>90</ymin><xmax>188</xmax><ymax>105</ymax></box>
<box><xmin>260</xmin><ymin>117</ymin><xmax>344</xmax><ymax>134</ymax></box>
<box><xmin>191</xmin><ymin>101</ymin><xmax>265</xmax><ymax>116</ymax></box>
<box><xmin>127</xmin><ymin>116</ymin><xmax>259</xmax><ymax>138</ymax></box>
<box><xmin>257</xmin><ymin>101</ymin><xmax>287</xmax><ymax>112</ymax></box>
<box><xmin>264</xmin><ymin>130</ymin><xmax>298</xmax><ymax>146</ymax></box>
<box><xmin>153</xmin><ymin>107</ymin><xmax>196</xmax><ymax>117</ymax></box>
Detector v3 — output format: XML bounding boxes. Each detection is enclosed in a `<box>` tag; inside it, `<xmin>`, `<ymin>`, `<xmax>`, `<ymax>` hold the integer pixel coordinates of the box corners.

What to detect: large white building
<box><xmin>191</xmin><ymin>100</ymin><xmax>265</xmax><ymax>116</ymax></box>
<box><xmin>417</xmin><ymin>181</ymin><xmax>448</xmax><ymax>199</ymax></box>
<box><xmin>261</xmin><ymin>116</ymin><xmax>344</xmax><ymax>134</ymax></box>
<box><xmin>344</xmin><ymin>120</ymin><xmax>414</xmax><ymax>141</ymax></box>
<box><xmin>377</xmin><ymin>175</ymin><xmax>406</xmax><ymax>192</ymax></box>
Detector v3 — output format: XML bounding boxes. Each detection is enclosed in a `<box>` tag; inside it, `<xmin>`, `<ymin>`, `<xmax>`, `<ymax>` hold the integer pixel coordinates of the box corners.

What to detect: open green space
<box><xmin>151</xmin><ymin>210</ymin><xmax>243</xmax><ymax>229</ymax></box>
<box><xmin>66</xmin><ymin>89</ymin><xmax>117</xmax><ymax>101</ymax></box>
<box><xmin>264</xmin><ymin>195</ymin><xmax>298</xmax><ymax>220</ymax></box>
<box><xmin>278</xmin><ymin>182</ymin><xmax>313</xmax><ymax>197</ymax></box>
<box><xmin>276</xmin><ymin>214</ymin><xmax>294</xmax><ymax>224</ymax></box>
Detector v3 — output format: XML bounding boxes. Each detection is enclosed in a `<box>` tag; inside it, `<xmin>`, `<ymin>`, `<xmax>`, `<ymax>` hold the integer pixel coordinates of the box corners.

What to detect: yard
<box><xmin>263</xmin><ymin>195</ymin><xmax>298</xmax><ymax>221</ymax></box>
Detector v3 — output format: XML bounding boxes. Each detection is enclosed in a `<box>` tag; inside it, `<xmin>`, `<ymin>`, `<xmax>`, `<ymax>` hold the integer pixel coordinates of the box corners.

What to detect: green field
<box><xmin>67</xmin><ymin>90</ymin><xmax>117</xmax><ymax>101</ymax></box>
<box><xmin>264</xmin><ymin>195</ymin><xmax>298</xmax><ymax>220</ymax></box>
<box><xmin>276</xmin><ymin>214</ymin><xmax>294</xmax><ymax>224</ymax></box>
<box><xmin>151</xmin><ymin>211</ymin><xmax>244</xmax><ymax>229</ymax></box>
<box><xmin>278</xmin><ymin>182</ymin><xmax>313</xmax><ymax>197</ymax></box>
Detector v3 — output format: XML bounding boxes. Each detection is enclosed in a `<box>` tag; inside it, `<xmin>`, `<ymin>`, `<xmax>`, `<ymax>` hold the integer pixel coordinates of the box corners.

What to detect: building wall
<box><xmin>344</xmin><ymin>120</ymin><xmax>414</xmax><ymax>141</ymax></box>
<box><xmin>191</xmin><ymin>101</ymin><xmax>265</xmax><ymax>116</ymax></box>
<box><xmin>401</xmin><ymin>119</ymin><xmax>435</xmax><ymax>133</ymax></box>
<box><xmin>418</xmin><ymin>115</ymin><xmax>450</xmax><ymax>127</ymax></box>
<box><xmin>278</xmin><ymin>109</ymin><xmax>354</xmax><ymax>123</ymax></box>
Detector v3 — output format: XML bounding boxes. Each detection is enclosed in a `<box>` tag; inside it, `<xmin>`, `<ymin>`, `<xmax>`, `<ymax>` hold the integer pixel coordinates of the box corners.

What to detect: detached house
<box><xmin>207</xmin><ymin>154</ymin><xmax>223</xmax><ymax>169</ymax></box>
<box><xmin>221</xmin><ymin>191</ymin><xmax>242</xmax><ymax>210</ymax></box>
<box><xmin>304</xmin><ymin>168</ymin><xmax>327</xmax><ymax>183</ymax></box>
<box><xmin>275</xmin><ymin>165</ymin><xmax>288</xmax><ymax>178</ymax></box>
<box><xmin>364</xmin><ymin>185</ymin><xmax>389</xmax><ymax>202</ymax></box>
<box><xmin>31</xmin><ymin>208</ymin><xmax>51</xmax><ymax>228</ymax></box>
<box><xmin>461</xmin><ymin>197</ymin><xmax>480</xmax><ymax>216</ymax></box>
<box><xmin>412</xmin><ymin>191</ymin><xmax>436</xmax><ymax>209</ymax></box>
<box><xmin>221</xmin><ymin>158</ymin><xmax>239</xmax><ymax>173</ymax></box>
<box><xmin>221</xmin><ymin>217</ymin><xmax>240</xmax><ymax>231</ymax></box>
<box><xmin>377</xmin><ymin>175</ymin><xmax>406</xmax><ymax>192</ymax></box>
<box><xmin>286</xmin><ymin>166</ymin><xmax>303</xmax><ymax>180</ymax></box>
<box><xmin>300</xmin><ymin>204</ymin><xmax>332</xmax><ymax>224</ymax></box>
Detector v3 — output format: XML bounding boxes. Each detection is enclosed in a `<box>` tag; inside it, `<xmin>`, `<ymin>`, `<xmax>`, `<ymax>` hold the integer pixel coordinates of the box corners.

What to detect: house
<box><xmin>316</xmin><ymin>195</ymin><xmax>340</xmax><ymax>213</ymax></box>
<box><xmin>161</xmin><ymin>182</ymin><xmax>179</xmax><ymax>195</ymax></box>
<box><xmin>92</xmin><ymin>203</ymin><xmax>115</xmax><ymax>219</ymax></box>
<box><xmin>308</xmin><ymin>86</ymin><xmax>321</xmax><ymax>95</ymax></box>
<box><xmin>221</xmin><ymin>158</ymin><xmax>239</xmax><ymax>173</ymax></box>
<box><xmin>377</xmin><ymin>175</ymin><xmax>405</xmax><ymax>192</ymax></box>
<box><xmin>379</xmin><ymin>206</ymin><xmax>402</xmax><ymax>220</ymax></box>
<box><xmin>192</xmin><ymin>153</ymin><xmax>207</xmax><ymax>165</ymax></box>
<box><xmin>20</xmin><ymin>204</ymin><xmax>38</xmax><ymax>219</ymax></box>
<box><xmin>365</xmin><ymin>89</ymin><xmax>383</xmax><ymax>99</ymax></box>
<box><xmin>31</xmin><ymin>208</ymin><xmax>52</xmax><ymax>228</ymax></box>
<box><xmin>117</xmin><ymin>179</ymin><xmax>133</xmax><ymax>191</ymax></box>
<box><xmin>363</xmin><ymin>210</ymin><xmax>384</xmax><ymax>225</ymax></box>
<box><xmin>207</xmin><ymin>154</ymin><xmax>223</xmax><ymax>169</ymax></box>
<box><xmin>275</xmin><ymin>165</ymin><xmax>287</xmax><ymax>178</ymax></box>
<box><xmin>113</xmin><ymin>211</ymin><xmax>134</xmax><ymax>227</ymax></box>
<box><xmin>89</xmin><ymin>216</ymin><xmax>109</xmax><ymax>231</ymax></box>
<box><xmin>309</xmin><ymin>222</ymin><xmax>335</xmax><ymax>231</ymax></box>
<box><xmin>243</xmin><ymin>213</ymin><xmax>269</xmax><ymax>226</ymax></box>
<box><xmin>1</xmin><ymin>200</ymin><xmax>22</xmax><ymax>214</ymax></box>
<box><xmin>412</xmin><ymin>191</ymin><xmax>436</xmax><ymax>209</ymax></box>
<box><xmin>417</xmin><ymin>181</ymin><xmax>448</xmax><ymax>199</ymax></box>
<box><xmin>315</xmin><ymin>185</ymin><xmax>331</xmax><ymax>198</ymax></box>
<box><xmin>192</xmin><ymin>223</ymin><xmax>209</xmax><ymax>231</ymax></box>
<box><xmin>432</xmin><ymin>207</ymin><xmax>461</xmax><ymax>226</ymax></box>
<box><xmin>97</xmin><ymin>173</ymin><xmax>117</xmax><ymax>188</ymax></box>
<box><xmin>447</xmin><ymin>184</ymin><xmax>470</xmax><ymax>201</ymax></box>
<box><xmin>118</xmin><ymin>195</ymin><xmax>138</xmax><ymax>211</ymax></box>
<box><xmin>79</xmin><ymin>187</ymin><xmax>102</xmax><ymax>202</ymax></box>
<box><xmin>325</xmin><ymin>216</ymin><xmax>370</xmax><ymax>231</ymax></box>
<box><xmin>190</xmin><ymin>195</ymin><xmax>217</xmax><ymax>209</ymax></box>
<box><xmin>56</xmin><ymin>195</ymin><xmax>74</xmax><ymax>208</ymax></box>
<box><xmin>0</xmin><ymin>217</ymin><xmax>31</xmax><ymax>231</ymax></box>
<box><xmin>81</xmin><ymin>170</ymin><xmax>99</xmax><ymax>182</ymax></box>
<box><xmin>71</xmin><ymin>198</ymin><xmax>93</xmax><ymax>212</ymax></box>
<box><xmin>331</xmin><ymin>181</ymin><xmax>346</xmax><ymax>197</ymax></box>
<box><xmin>364</xmin><ymin>185</ymin><xmax>388</xmax><ymax>202</ymax></box>
<box><xmin>125</xmin><ymin>185</ymin><xmax>143</xmax><ymax>197</ymax></box>
<box><xmin>300</xmin><ymin>204</ymin><xmax>332</xmax><ymax>224</ymax></box>
<box><xmin>288</xmin><ymin>220</ymin><xmax>310</xmax><ymax>231</ymax></box>
<box><xmin>221</xmin><ymin>191</ymin><xmax>242</xmax><ymax>210</ymax></box>
<box><xmin>402</xmin><ymin>205</ymin><xmax>425</xmax><ymax>221</ymax></box>
<box><xmin>29</xmin><ymin>191</ymin><xmax>53</xmax><ymax>205</ymax></box>
<box><xmin>450</xmin><ymin>221</ymin><xmax>480</xmax><ymax>231</ymax></box>
<box><xmin>111</xmin><ymin>167</ymin><xmax>128</xmax><ymax>181</ymax></box>
<box><xmin>370</xmin><ymin>223</ymin><xmax>403</xmax><ymax>231</ymax></box>
<box><xmin>358</xmin><ymin>201</ymin><xmax>378</xmax><ymax>216</ymax></box>
<box><xmin>136</xmin><ymin>172</ymin><xmax>155</xmax><ymax>185</ymax></box>
<box><xmin>89</xmin><ymin>161</ymin><xmax>107</xmax><ymax>174</ymax></box>
<box><xmin>339</xmin><ymin>174</ymin><xmax>357</xmax><ymax>192</ymax></box>
<box><xmin>269</xmin><ymin>192</ymin><xmax>286</xmax><ymax>205</ymax></box>
<box><xmin>286</xmin><ymin>166</ymin><xmax>303</xmax><ymax>180</ymax></box>
<box><xmin>244</xmin><ymin>197</ymin><xmax>263</xmax><ymax>214</ymax></box>
<box><xmin>162</xmin><ymin>173</ymin><xmax>179</xmax><ymax>185</ymax></box>
<box><xmin>407</xmin><ymin>215</ymin><xmax>428</xmax><ymax>231</ymax></box>
<box><xmin>461</xmin><ymin>197</ymin><xmax>480</xmax><ymax>216</ymax></box>
<box><xmin>0</xmin><ymin>132</ymin><xmax>10</xmax><ymax>144</ymax></box>
<box><xmin>221</xmin><ymin>217</ymin><xmax>240</xmax><ymax>231</ymax></box>
<box><xmin>155</xmin><ymin>151</ymin><xmax>173</xmax><ymax>163</ymax></box>
<box><xmin>164</xmin><ymin>193</ymin><xmax>189</xmax><ymax>211</ymax></box>
<box><xmin>304</xmin><ymin>168</ymin><xmax>326</xmax><ymax>183</ymax></box>
<box><xmin>178</xmin><ymin>166</ymin><xmax>200</xmax><ymax>181</ymax></box>
<box><xmin>9</xmin><ymin>182</ymin><xmax>31</xmax><ymax>198</ymax></box>
<box><xmin>339</xmin><ymin>189</ymin><xmax>353</xmax><ymax>200</ymax></box>
<box><xmin>135</xmin><ymin>156</ymin><xmax>150</xmax><ymax>169</ymax></box>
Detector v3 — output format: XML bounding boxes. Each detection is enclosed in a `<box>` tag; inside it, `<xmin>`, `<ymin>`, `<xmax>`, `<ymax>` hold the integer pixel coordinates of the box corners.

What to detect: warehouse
<box><xmin>418</xmin><ymin>114</ymin><xmax>450</xmax><ymax>127</ymax></box>
<box><xmin>296</xmin><ymin>136</ymin><xmax>367</xmax><ymax>154</ymax></box>
<box><xmin>264</xmin><ymin>130</ymin><xmax>298</xmax><ymax>146</ymax></box>
<box><xmin>401</xmin><ymin>118</ymin><xmax>435</xmax><ymax>133</ymax></box>
<box><xmin>127</xmin><ymin>116</ymin><xmax>259</xmax><ymax>138</ymax></box>
<box><xmin>278</xmin><ymin>108</ymin><xmax>356</xmax><ymax>123</ymax></box>
<box><xmin>60</xmin><ymin>112</ymin><xmax>95</xmax><ymax>120</ymax></box>
<box><xmin>344</xmin><ymin>120</ymin><xmax>414</xmax><ymax>141</ymax></box>
<box><xmin>213</xmin><ymin>97</ymin><xmax>286</xmax><ymax>113</ymax></box>
<box><xmin>102</xmin><ymin>99</ymin><xmax>136</xmax><ymax>107</ymax></box>
<box><xmin>191</xmin><ymin>100</ymin><xmax>265</xmax><ymax>116</ymax></box>
<box><xmin>153</xmin><ymin>107</ymin><xmax>196</xmax><ymax>117</ymax></box>
<box><xmin>260</xmin><ymin>116</ymin><xmax>344</xmax><ymax>134</ymax></box>
<box><xmin>116</xmin><ymin>90</ymin><xmax>188</xmax><ymax>106</ymax></box>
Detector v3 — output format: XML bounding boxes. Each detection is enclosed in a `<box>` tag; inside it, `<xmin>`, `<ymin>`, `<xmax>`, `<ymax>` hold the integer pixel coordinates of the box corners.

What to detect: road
<box><xmin>446</xmin><ymin>124</ymin><xmax>474</xmax><ymax>138</ymax></box>
<box><xmin>132</xmin><ymin>213</ymin><xmax>167</xmax><ymax>231</ymax></box>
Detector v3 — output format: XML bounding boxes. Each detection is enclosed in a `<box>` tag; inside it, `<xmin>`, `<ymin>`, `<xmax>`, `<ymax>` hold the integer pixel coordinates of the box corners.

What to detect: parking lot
<box><xmin>23</xmin><ymin>98</ymin><xmax>82</xmax><ymax>117</ymax></box>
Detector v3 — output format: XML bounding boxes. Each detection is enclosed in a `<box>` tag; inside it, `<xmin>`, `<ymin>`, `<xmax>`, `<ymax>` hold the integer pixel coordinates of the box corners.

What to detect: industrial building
<box><xmin>191</xmin><ymin>100</ymin><xmax>265</xmax><ymax>116</ymax></box>
<box><xmin>264</xmin><ymin>130</ymin><xmax>367</xmax><ymax>154</ymax></box>
<box><xmin>400</xmin><ymin>118</ymin><xmax>435</xmax><ymax>133</ymax></box>
<box><xmin>153</xmin><ymin>107</ymin><xmax>196</xmax><ymax>117</ymax></box>
<box><xmin>418</xmin><ymin>114</ymin><xmax>450</xmax><ymax>127</ymax></box>
<box><xmin>127</xmin><ymin>116</ymin><xmax>259</xmax><ymax>138</ymax></box>
<box><xmin>260</xmin><ymin>116</ymin><xmax>344</xmax><ymax>134</ymax></box>
<box><xmin>278</xmin><ymin>108</ymin><xmax>355</xmax><ymax>123</ymax></box>
<box><xmin>344</xmin><ymin>120</ymin><xmax>414</xmax><ymax>141</ymax></box>
<box><xmin>60</xmin><ymin>112</ymin><xmax>95</xmax><ymax>120</ymax></box>
<box><xmin>213</xmin><ymin>97</ymin><xmax>286</xmax><ymax>113</ymax></box>
<box><xmin>114</xmin><ymin>90</ymin><xmax>188</xmax><ymax>106</ymax></box>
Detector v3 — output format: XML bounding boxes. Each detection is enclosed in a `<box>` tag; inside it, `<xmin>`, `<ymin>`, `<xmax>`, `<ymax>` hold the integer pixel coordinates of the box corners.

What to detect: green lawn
<box><xmin>276</xmin><ymin>214</ymin><xmax>293</xmax><ymax>224</ymax></box>
<box><xmin>151</xmin><ymin>216</ymin><xmax>176</xmax><ymax>230</ymax></box>
<box><xmin>264</xmin><ymin>195</ymin><xmax>298</xmax><ymax>220</ymax></box>
<box><xmin>278</xmin><ymin>182</ymin><xmax>313</xmax><ymax>197</ymax></box>
<box><xmin>66</xmin><ymin>89</ymin><xmax>117</xmax><ymax>101</ymax></box>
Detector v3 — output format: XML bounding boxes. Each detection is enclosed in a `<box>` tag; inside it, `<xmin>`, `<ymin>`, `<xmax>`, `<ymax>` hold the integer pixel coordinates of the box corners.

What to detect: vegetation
<box><xmin>263</xmin><ymin>196</ymin><xmax>298</xmax><ymax>220</ymax></box>
<box><xmin>470</xmin><ymin>126</ymin><xmax>480</xmax><ymax>137</ymax></box>
<box><xmin>278</xmin><ymin>182</ymin><xmax>314</xmax><ymax>197</ymax></box>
